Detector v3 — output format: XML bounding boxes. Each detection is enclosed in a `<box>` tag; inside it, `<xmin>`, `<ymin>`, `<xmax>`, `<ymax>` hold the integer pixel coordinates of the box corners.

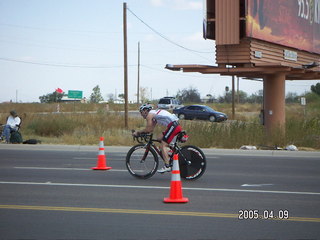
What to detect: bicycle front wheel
<box><xmin>126</xmin><ymin>144</ymin><xmax>159</xmax><ymax>179</ymax></box>
<box><xmin>178</xmin><ymin>145</ymin><xmax>206</xmax><ymax>180</ymax></box>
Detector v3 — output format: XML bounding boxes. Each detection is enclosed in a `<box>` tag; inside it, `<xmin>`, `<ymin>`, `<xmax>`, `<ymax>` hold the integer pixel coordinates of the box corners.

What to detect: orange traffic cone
<box><xmin>163</xmin><ymin>154</ymin><xmax>189</xmax><ymax>203</ymax></box>
<box><xmin>92</xmin><ymin>137</ymin><xmax>112</xmax><ymax>170</ymax></box>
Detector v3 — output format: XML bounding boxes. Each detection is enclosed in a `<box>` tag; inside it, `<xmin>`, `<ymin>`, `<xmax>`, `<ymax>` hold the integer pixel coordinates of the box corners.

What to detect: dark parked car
<box><xmin>173</xmin><ymin>105</ymin><xmax>228</xmax><ymax>122</ymax></box>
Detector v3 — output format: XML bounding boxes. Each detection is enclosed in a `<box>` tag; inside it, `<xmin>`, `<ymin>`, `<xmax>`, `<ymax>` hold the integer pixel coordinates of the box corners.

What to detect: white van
<box><xmin>158</xmin><ymin>97</ymin><xmax>182</xmax><ymax>110</ymax></box>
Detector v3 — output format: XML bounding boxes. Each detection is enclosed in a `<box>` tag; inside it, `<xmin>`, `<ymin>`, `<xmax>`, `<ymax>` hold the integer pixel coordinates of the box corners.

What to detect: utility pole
<box><xmin>123</xmin><ymin>2</ymin><xmax>128</xmax><ymax>128</ymax></box>
<box><xmin>232</xmin><ymin>75</ymin><xmax>235</xmax><ymax>119</ymax></box>
<box><xmin>137</xmin><ymin>42</ymin><xmax>140</xmax><ymax>105</ymax></box>
<box><xmin>237</xmin><ymin>76</ymin><xmax>240</xmax><ymax>104</ymax></box>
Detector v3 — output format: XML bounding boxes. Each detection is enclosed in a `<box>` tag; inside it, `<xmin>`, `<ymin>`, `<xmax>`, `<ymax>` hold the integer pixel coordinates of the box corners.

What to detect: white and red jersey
<box><xmin>149</xmin><ymin>109</ymin><xmax>178</xmax><ymax>127</ymax></box>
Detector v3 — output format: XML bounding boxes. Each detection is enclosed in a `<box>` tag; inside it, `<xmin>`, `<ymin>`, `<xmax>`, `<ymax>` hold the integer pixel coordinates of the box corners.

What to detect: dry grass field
<box><xmin>0</xmin><ymin>100</ymin><xmax>319</xmax><ymax>150</ymax></box>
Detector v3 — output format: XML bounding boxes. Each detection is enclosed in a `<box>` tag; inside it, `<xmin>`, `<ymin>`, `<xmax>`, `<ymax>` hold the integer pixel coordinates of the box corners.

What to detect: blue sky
<box><xmin>0</xmin><ymin>0</ymin><xmax>318</xmax><ymax>103</ymax></box>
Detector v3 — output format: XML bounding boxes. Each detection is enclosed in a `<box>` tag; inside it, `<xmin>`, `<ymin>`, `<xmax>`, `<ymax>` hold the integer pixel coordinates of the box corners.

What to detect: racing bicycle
<box><xmin>126</xmin><ymin>130</ymin><xmax>206</xmax><ymax>180</ymax></box>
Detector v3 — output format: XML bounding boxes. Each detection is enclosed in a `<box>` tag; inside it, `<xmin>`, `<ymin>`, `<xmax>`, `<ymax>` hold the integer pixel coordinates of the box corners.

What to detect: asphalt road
<box><xmin>0</xmin><ymin>144</ymin><xmax>319</xmax><ymax>240</ymax></box>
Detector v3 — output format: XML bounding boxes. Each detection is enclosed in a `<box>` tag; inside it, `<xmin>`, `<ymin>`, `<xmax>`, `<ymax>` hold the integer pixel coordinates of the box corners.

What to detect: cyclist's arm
<box><xmin>135</xmin><ymin>113</ymin><xmax>156</xmax><ymax>135</ymax></box>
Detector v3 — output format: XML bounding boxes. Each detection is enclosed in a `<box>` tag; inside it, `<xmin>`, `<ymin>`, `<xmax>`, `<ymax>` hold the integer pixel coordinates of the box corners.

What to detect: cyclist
<box><xmin>133</xmin><ymin>104</ymin><xmax>182</xmax><ymax>173</ymax></box>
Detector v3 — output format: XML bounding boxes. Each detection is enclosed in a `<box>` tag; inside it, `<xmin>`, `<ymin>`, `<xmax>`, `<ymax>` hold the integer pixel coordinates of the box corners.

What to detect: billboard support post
<box><xmin>263</xmin><ymin>73</ymin><xmax>286</xmax><ymax>135</ymax></box>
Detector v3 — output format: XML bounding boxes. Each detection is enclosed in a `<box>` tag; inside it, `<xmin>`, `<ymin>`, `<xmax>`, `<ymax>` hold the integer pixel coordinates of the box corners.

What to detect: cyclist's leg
<box><xmin>159</xmin><ymin>140</ymin><xmax>170</xmax><ymax>165</ymax></box>
<box><xmin>160</xmin><ymin>123</ymin><xmax>181</xmax><ymax>164</ymax></box>
<box><xmin>157</xmin><ymin>140</ymin><xmax>173</xmax><ymax>173</ymax></box>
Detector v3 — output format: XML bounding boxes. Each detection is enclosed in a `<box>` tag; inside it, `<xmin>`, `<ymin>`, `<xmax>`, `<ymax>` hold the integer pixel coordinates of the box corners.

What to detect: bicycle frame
<box><xmin>133</xmin><ymin>132</ymin><xmax>189</xmax><ymax>165</ymax></box>
<box><xmin>134</xmin><ymin>134</ymin><xmax>164</xmax><ymax>161</ymax></box>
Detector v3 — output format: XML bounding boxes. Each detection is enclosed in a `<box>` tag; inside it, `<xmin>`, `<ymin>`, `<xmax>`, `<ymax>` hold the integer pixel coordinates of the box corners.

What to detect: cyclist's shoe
<box><xmin>157</xmin><ymin>165</ymin><xmax>172</xmax><ymax>174</ymax></box>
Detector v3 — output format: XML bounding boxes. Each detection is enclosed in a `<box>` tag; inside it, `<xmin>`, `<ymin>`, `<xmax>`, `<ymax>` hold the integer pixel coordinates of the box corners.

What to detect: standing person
<box><xmin>133</xmin><ymin>104</ymin><xmax>182</xmax><ymax>173</ymax></box>
<box><xmin>1</xmin><ymin>110</ymin><xmax>21</xmax><ymax>143</ymax></box>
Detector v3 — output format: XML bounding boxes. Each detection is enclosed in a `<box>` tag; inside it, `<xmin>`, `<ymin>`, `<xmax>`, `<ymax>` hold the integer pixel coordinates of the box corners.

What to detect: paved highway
<box><xmin>0</xmin><ymin>144</ymin><xmax>319</xmax><ymax>239</ymax></box>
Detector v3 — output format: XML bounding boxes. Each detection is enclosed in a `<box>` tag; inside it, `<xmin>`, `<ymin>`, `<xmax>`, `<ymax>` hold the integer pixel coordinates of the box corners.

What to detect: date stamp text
<box><xmin>238</xmin><ymin>210</ymin><xmax>289</xmax><ymax>220</ymax></box>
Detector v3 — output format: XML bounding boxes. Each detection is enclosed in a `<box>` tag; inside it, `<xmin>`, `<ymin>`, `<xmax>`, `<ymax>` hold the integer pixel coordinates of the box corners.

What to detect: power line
<box><xmin>0</xmin><ymin>55</ymin><xmax>217</xmax><ymax>78</ymax></box>
<box><xmin>0</xmin><ymin>38</ymin><xmax>110</xmax><ymax>54</ymax></box>
<box><xmin>0</xmin><ymin>22</ymin><xmax>119</xmax><ymax>35</ymax></box>
<box><xmin>5</xmin><ymin>55</ymin><xmax>315</xmax><ymax>85</ymax></box>
<box><xmin>0</xmin><ymin>57</ymin><xmax>134</xmax><ymax>69</ymax></box>
<box><xmin>126</xmin><ymin>7</ymin><xmax>213</xmax><ymax>55</ymax></box>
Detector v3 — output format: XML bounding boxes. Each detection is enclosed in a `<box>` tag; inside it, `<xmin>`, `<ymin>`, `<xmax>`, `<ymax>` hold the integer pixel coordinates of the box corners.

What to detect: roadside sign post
<box><xmin>68</xmin><ymin>90</ymin><xmax>83</xmax><ymax>112</ymax></box>
<box><xmin>301</xmin><ymin>97</ymin><xmax>306</xmax><ymax>118</ymax></box>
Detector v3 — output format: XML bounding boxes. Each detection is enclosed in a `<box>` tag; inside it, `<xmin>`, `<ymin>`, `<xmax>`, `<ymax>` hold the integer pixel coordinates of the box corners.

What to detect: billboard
<box><xmin>246</xmin><ymin>0</ymin><xmax>320</xmax><ymax>54</ymax></box>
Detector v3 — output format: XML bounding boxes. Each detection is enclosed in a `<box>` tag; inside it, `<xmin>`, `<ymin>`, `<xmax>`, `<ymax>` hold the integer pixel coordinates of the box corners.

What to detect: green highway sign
<box><xmin>68</xmin><ymin>90</ymin><xmax>83</xmax><ymax>99</ymax></box>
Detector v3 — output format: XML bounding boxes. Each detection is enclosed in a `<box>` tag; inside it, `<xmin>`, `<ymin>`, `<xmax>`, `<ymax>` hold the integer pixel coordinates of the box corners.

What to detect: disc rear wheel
<box><xmin>178</xmin><ymin>145</ymin><xmax>206</xmax><ymax>180</ymax></box>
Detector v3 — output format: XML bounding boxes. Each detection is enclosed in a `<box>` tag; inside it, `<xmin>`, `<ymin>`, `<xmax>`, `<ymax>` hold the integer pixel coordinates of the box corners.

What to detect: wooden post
<box><xmin>232</xmin><ymin>75</ymin><xmax>235</xmax><ymax>119</ymax></box>
<box><xmin>123</xmin><ymin>2</ymin><xmax>128</xmax><ymax>128</ymax></box>
<box><xmin>137</xmin><ymin>42</ymin><xmax>140</xmax><ymax>105</ymax></box>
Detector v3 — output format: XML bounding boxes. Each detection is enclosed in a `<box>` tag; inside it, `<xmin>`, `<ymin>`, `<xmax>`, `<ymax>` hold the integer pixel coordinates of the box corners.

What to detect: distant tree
<box><xmin>90</xmin><ymin>85</ymin><xmax>104</xmax><ymax>103</ymax></box>
<box><xmin>218</xmin><ymin>92</ymin><xmax>232</xmax><ymax>103</ymax></box>
<box><xmin>107</xmin><ymin>93</ymin><xmax>115</xmax><ymax>103</ymax></box>
<box><xmin>118</xmin><ymin>93</ymin><xmax>125</xmax><ymax>100</ymax></box>
<box><xmin>247</xmin><ymin>90</ymin><xmax>263</xmax><ymax>104</ymax></box>
<box><xmin>306</xmin><ymin>91</ymin><xmax>320</xmax><ymax>103</ymax></box>
<box><xmin>39</xmin><ymin>91</ymin><xmax>64</xmax><ymax>103</ymax></box>
<box><xmin>286</xmin><ymin>92</ymin><xmax>299</xmax><ymax>103</ymax></box>
<box><xmin>176</xmin><ymin>87</ymin><xmax>201</xmax><ymax>103</ymax></box>
<box><xmin>311</xmin><ymin>83</ymin><xmax>320</xmax><ymax>95</ymax></box>
<box><xmin>237</xmin><ymin>90</ymin><xmax>248</xmax><ymax>103</ymax></box>
<box><xmin>139</xmin><ymin>87</ymin><xmax>150</xmax><ymax>103</ymax></box>
<box><xmin>217</xmin><ymin>89</ymin><xmax>263</xmax><ymax>104</ymax></box>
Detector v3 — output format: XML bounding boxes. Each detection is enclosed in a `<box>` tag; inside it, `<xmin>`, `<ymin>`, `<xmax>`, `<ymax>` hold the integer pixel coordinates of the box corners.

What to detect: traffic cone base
<box><xmin>92</xmin><ymin>167</ymin><xmax>112</xmax><ymax>170</ymax></box>
<box><xmin>163</xmin><ymin>197</ymin><xmax>189</xmax><ymax>203</ymax></box>
<box><xmin>92</xmin><ymin>166</ymin><xmax>112</xmax><ymax>170</ymax></box>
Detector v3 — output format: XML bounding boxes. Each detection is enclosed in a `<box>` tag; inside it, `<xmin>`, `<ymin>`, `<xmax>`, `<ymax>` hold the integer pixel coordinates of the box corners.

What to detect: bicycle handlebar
<box><xmin>131</xmin><ymin>129</ymin><xmax>153</xmax><ymax>144</ymax></box>
<box><xmin>131</xmin><ymin>129</ymin><xmax>186</xmax><ymax>145</ymax></box>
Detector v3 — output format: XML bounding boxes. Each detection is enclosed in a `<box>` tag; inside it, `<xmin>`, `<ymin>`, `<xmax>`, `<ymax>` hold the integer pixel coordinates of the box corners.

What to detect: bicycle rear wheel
<box><xmin>178</xmin><ymin>145</ymin><xmax>206</xmax><ymax>180</ymax></box>
<box><xmin>126</xmin><ymin>144</ymin><xmax>159</xmax><ymax>179</ymax></box>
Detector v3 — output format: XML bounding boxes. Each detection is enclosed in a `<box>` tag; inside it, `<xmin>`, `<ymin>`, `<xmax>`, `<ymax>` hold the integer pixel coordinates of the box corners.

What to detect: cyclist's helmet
<box><xmin>139</xmin><ymin>104</ymin><xmax>152</xmax><ymax>112</ymax></box>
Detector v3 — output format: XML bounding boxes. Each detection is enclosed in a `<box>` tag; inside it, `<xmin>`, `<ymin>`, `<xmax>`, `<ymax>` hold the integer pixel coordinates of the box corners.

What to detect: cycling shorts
<box><xmin>162</xmin><ymin>121</ymin><xmax>182</xmax><ymax>144</ymax></box>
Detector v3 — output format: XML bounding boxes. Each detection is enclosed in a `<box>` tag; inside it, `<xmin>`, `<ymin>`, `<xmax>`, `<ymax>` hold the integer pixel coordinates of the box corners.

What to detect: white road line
<box><xmin>241</xmin><ymin>184</ymin><xmax>274</xmax><ymax>187</ymax></box>
<box><xmin>14</xmin><ymin>167</ymin><xmax>127</xmax><ymax>172</ymax></box>
<box><xmin>0</xmin><ymin>181</ymin><xmax>319</xmax><ymax>196</ymax></box>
